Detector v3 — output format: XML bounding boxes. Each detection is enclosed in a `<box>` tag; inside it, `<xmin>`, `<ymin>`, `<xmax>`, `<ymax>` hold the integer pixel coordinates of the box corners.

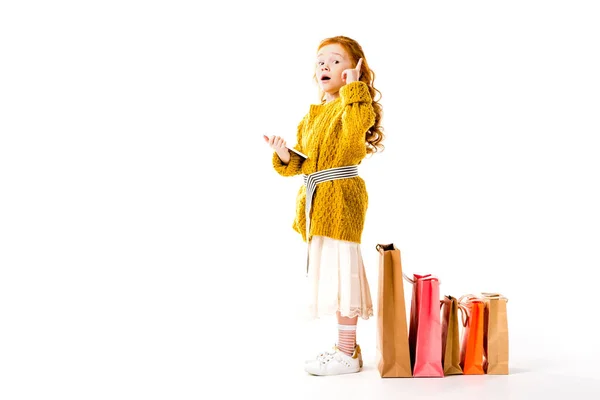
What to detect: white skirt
<box><xmin>306</xmin><ymin>235</ymin><xmax>374</xmax><ymax>320</ymax></box>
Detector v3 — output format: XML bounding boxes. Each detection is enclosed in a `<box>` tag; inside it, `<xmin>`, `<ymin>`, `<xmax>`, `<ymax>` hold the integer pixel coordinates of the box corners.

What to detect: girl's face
<box><xmin>316</xmin><ymin>43</ymin><xmax>354</xmax><ymax>100</ymax></box>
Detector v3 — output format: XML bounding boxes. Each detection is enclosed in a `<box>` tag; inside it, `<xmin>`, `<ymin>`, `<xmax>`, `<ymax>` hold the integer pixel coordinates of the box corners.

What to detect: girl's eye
<box><xmin>334</xmin><ymin>60</ymin><xmax>340</xmax><ymax>64</ymax></box>
<box><xmin>318</xmin><ymin>61</ymin><xmax>324</xmax><ymax>65</ymax></box>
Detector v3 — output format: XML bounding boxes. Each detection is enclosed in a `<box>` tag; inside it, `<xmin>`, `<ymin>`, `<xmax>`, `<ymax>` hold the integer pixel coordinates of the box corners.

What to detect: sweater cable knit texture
<box><xmin>272</xmin><ymin>81</ymin><xmax>376</xmax><ymax>243</ymax></box>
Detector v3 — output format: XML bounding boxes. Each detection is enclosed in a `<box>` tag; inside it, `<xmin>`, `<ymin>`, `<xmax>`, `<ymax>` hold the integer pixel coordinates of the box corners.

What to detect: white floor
<box><xmin>196</xmin><ymin>237</ymin><xmax>600</xmax><ymax>400</ymax></box>
<box><xmin>259</xmin><ymin>367</ymin><xmax>600</xmax><ymax>400</ymax></box>
<box><xmin>3</xmin><ymin>227</ymin><xmax>598</xmax><ymax>400</ymax></box>
<box><xmin>203</xmin><ymin>320</ymin><xmax>600</xmax><ymax>400</ymax></box>
<box><xmin>199</xmin><ymin>332</ymin><xmax>600</xmax><ymax>400</ymax></box>
<box><xmin>232</xmin><ymin>362</ymin><xmax>600</xmax><ymax>400</ymax></box>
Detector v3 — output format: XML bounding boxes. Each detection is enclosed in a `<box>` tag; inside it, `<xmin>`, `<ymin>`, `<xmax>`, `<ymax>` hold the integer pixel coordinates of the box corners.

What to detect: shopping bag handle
<box><xmin>402</xmin><ymin>273</ymin><xmax>440</xmax><ymax>284</ymax></box>
<box><xmin>459</xmin><ymin>293</ymin><xmax>509</xmax><ymax>304</ymax></box>
<box><xmin>440</xmin><ymin>297</ymin><xmax>469</xmax><ymax>327</ymax></box>
<box><xmin>457</xmin><ymin>303</ymin><xmax>469</xmax><ymax>327</ymax></box>
<box><xmin>458</xmin><ymin>294</ymin><xmax>480</xmax><ymax>304</ymax></box>
<box><xmin>457</xmin><ymin>296</ymin><xmax>480</xmax><ymax>327</ymax></box>
<box><xmin>458</xmin><ymin>293</ymin><xmax>509</xmax><ymax>327</ymax></box>
<box><xmin>481</xmin><ymin>292</ymin><xmax>509</xmax><ymax>303</ymax></box>
<box><xmin>374</xmin><ymin>245</ymin><xmax>442</xmax><ymax>285</ymax></box>
<box><xmin>375</xmin><ymin>243</ymin><xmax>396</xmax><ymax>252</ymax></box>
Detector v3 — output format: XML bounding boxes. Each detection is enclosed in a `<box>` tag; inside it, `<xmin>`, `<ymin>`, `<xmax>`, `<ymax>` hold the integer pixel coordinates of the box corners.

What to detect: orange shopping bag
<box><xmin>459</xmin><ymin>294</ymin><xmax>485</xmax><ymax>375</ymax></box>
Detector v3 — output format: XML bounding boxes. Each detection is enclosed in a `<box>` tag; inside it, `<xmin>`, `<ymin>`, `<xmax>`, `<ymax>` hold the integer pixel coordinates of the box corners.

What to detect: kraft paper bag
<box><xmin>374</xmin><ymin>244</ymin><xmax>412</xmax><ymax>378</ymax></box>
<box><xmin>405</xmin><ymin>273</ymin><xmax>444</xmax><ymax>377</ymax></box>
<box><xmin>459</xmin><ymin>294</ymin><xmax>485</xmax><ymax>375</ymax></box>
<box><xmin>440</xmin><ymin>295</ymin><xmax>467</xmax><ymax>376</ymax></box>
<box><xmin>481</xmin><ymin>293</ymin><xmax>509</xmax><ymax>374</ymax></box>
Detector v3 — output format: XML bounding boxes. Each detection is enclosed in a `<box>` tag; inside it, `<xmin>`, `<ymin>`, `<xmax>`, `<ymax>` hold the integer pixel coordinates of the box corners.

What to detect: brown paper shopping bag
<box><xmin>375</xmin><ymin>244</ymin><xmax>412</xmax><ymax>377</ymax></box>
<box><xmin>481</xmin><ymin>293</ymin><xmax>509</xmax><ymax>374</ymax></box>
<box><xmin>440</xmin><ymin>296</ymin><xmax>467</xmax><ymax>376</ymax></box>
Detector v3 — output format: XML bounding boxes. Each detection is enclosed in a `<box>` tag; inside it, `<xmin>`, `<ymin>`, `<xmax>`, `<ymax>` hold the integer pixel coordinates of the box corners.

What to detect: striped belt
<box><xmin>303</xmin><ymin>165</ymin><xmax>359</xmax><ymax>273</ymax></box>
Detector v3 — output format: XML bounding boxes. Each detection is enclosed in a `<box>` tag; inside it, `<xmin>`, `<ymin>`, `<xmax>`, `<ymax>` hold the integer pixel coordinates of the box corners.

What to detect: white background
<box><xmin>1</xmin><ymin>1</ymin><xmax>599</xmax><ymax>399</ymax></box>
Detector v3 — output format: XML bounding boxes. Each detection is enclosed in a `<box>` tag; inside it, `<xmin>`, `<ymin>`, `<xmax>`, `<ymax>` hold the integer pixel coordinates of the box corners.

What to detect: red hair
<box><xmin>315</xmin><ymin>36</ymin><xmax>385</xmax><ymax>155</ymax></box>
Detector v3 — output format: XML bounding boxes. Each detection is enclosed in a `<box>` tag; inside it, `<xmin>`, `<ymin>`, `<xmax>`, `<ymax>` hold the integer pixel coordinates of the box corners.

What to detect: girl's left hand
<box><xmin>342</xmin><ymin>58</ymin><xmax>362</xmax><ymax>84</ymax></box>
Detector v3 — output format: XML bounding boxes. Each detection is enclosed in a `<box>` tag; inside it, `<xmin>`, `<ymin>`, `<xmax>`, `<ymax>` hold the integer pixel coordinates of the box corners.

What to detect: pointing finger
<box><xmin>355</xmin><ymin>58</ymin><xmax>363</xmax><ymax>71</ymax></box>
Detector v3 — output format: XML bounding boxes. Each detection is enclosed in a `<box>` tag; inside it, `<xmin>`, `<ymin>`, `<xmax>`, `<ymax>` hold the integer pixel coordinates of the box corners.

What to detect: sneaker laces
<box><xmin>318</xmin><ymin>352</ymin><xmax>339</xmax><ymax>364</ymax></box>
<box><xmin>315</xmin><ymin>351</ymin><xmax>335</xmax><ymax>361</ymax></box>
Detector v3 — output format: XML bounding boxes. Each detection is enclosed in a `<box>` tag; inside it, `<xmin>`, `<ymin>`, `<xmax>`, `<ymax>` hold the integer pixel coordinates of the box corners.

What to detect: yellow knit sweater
<box><xmin>272</xmin><ymin>81</ymin><xmax>376</xmax><ymax>243</ymax></box>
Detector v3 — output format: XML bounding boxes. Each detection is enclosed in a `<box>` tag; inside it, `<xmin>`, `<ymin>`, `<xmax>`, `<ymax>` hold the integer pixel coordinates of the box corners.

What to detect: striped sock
<box><xmin>337</xmin><ymin>324</ymin><xmax>357</xmax><ymax>356</ymax></box>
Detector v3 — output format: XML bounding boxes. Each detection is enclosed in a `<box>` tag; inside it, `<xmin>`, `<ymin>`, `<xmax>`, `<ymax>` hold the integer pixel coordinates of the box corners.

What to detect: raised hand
<box><xmin>342</xmin><ymin>58</ymin><xmax>362</xmax><ymax>84</ymax></box>
<box><xmin>263</xmin><ymin>134</ymin><xmax>291</xmax><ymax>164</ymax></box>
<box><xmin>263</xmin><ymin>134</ymin><xmax>287</xmax><ymax>151</ymax></box>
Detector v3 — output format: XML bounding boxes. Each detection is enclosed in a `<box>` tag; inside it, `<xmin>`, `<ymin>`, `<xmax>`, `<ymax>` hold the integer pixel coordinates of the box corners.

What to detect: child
<box><xmin>263</xmin><ymin>36</ymin><xmax>385</xmax><ymax>376</ymax></box>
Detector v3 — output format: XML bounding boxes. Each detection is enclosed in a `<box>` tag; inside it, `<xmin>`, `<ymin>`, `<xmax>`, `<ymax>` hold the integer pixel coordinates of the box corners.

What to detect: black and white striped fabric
<box><xmin>303</xmin><ymin>165</ymin><xmax>359</xmax><ymax>272</ymax></box>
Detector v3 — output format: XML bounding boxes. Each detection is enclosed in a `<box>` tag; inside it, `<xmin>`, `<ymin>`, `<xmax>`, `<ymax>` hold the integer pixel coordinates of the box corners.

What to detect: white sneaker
<box><xmin>305</xmin><ymin>344</ymin><xmax>363</xmax><ymax>368</ymax></box>
<box><xmin>305</xmin><ymin>345</ymin><xmax>336</xmax><ymax>364</ymax></box>
<box><xmin>304</xmin><ymin>345</ymin><xmax>363</xmax><ymax>376</ymax></box>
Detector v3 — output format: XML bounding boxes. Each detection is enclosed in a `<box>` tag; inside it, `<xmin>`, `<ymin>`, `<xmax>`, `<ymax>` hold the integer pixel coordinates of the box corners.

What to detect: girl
<box><xmin>263</xmin><ymin>36</ymin><xmax>384</xmax><ymax>376</ymax></box>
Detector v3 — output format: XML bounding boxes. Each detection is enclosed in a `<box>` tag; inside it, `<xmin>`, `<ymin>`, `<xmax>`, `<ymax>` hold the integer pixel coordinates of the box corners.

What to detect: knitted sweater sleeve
<box><xmin>272</xmin><ymin>115</ymin><xmax>307</xmax><ymax>177</ymax></box>
<box><xmin>339</xmin><ymin>81</ymin><xmax>376</xmax><ymax>160</ymax></box>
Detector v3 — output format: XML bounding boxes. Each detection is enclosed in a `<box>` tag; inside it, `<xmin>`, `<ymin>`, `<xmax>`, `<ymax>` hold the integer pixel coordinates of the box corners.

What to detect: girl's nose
<box><xmin>321</xmin><ymin>64</ymin><xmax>329</xmax><ymax>71</ymax></box>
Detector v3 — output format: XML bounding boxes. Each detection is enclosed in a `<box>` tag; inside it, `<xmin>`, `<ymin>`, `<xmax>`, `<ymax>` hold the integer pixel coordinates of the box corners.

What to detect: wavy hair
<box><xmin>314</xmin><ymin>36</ymin><xmax>385</xmax><ymax>155</ymax></box>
